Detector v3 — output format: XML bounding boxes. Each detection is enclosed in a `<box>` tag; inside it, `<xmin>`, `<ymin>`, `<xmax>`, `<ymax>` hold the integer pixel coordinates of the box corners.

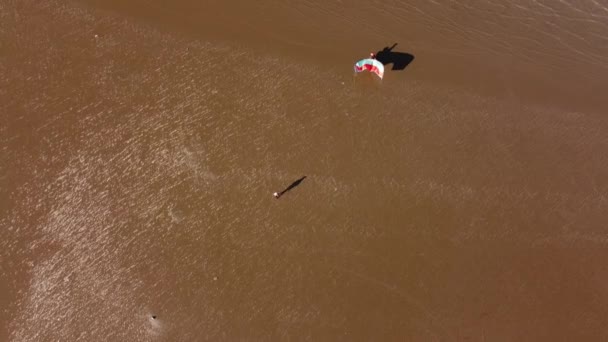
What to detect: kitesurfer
<box><xmin>273</xmin><ymin>176</ymin><xmax>307</xmax><ymax>199</ymax></box>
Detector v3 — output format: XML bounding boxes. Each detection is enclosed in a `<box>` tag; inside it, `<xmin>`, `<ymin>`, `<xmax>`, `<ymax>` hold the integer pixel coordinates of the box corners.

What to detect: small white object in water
<box><xmin>213</xmin><ymin>276</ymin><xmax>218</xmax><ymax>281</ymax></box>
<box><xmin>94</xmin><ymin>34</ymin><xmax>98</xmax><ymax>38</ymax></box>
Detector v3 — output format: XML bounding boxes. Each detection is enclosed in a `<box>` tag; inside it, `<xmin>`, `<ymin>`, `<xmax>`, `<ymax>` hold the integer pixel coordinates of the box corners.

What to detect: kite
<box><xmin>354</xmin><ymin>58</ymin><xmax>384</xmax><ymax>79</ymax></box>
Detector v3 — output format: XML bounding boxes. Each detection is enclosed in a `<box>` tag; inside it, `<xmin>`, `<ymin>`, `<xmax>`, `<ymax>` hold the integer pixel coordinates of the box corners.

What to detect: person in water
<box><xmin>273</xmin><ymin>176</ymin><xmax>307</xmax><ymax>199</ymax></box>
<box><xmin>370</xmin><ymin>52</ymin><xmax>376</xmax><ymax>59</ymax></box>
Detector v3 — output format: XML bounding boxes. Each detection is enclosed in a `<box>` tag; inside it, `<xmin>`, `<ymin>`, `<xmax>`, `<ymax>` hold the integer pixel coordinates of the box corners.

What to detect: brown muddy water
<box><xmin>2</xmin><ymin>0</ymin><xmax>608</xmax><ymax>340</ymax></box>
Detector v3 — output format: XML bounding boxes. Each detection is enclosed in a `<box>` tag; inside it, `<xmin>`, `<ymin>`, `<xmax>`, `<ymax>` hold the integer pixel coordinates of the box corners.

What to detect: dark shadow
<box><xmin>274</xmin><ymin>176</ymin><xmax>307</xmax><ymax>199</ymax></box>
<box><xmin>375</xmin><ymin>43</ymin><xmax>415</xmax><ymax>71</ymax></box>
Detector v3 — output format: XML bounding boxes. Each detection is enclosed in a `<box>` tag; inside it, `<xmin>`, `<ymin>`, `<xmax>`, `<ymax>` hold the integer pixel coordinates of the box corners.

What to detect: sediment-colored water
<box><xmin>2</xmin><ymin>0</ymin><xmax>608</xmax><ymax>340</ymax></box>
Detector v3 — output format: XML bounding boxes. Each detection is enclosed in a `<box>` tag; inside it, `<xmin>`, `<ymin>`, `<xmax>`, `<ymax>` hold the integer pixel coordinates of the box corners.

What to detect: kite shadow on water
<box><xmin>375</xmin><ymin>43</ymin><xmax>414</xmax><ymax>71</ymax></box>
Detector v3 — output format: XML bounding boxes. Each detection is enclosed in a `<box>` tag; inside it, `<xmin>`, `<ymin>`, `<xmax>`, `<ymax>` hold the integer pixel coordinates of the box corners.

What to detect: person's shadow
<box><xmin>274</xmin><ymin>176</ymin><xmax>306</xmax><ymax>199</ymax></box>
<box><xmin>375</xmin><ymin>43</ymin><xmax>414</xmax><ymax>71</ymax></box>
